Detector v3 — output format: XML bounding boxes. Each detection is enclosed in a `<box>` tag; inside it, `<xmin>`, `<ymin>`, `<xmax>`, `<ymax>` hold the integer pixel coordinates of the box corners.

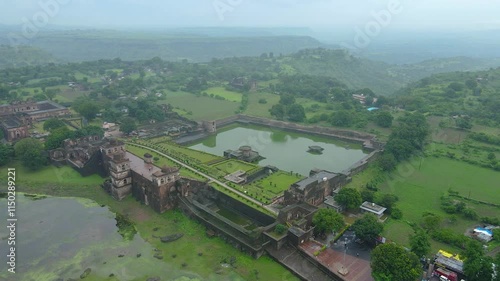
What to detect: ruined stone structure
<box><xmin>49</xmin><ymin>135</ymin><xmax>105</xmax><ymax>176</ymax></box>
<box><xmin>283</xmin><ymin>170</ymin><xmax>348</xmax><ymax>207</ymax></box>
<box><xmin>101</xmin><ymin>140</ymin><xmax>133</xmax><ymax>200</ymax></box>
<box><xmin>0</xmin><ymin>116</ymin><xmax>29</xmax><ymax>142</ymax></box>
<box><xmin>202</xmin><ymin>120</ymin><xmax>216</xmax><ymax>134</ymax></box>
<box><xmin>0</xmin><ymin>100</ymin><xmax>70</xmax><ymax>142</ymax></box>
<box><xmin>224</xmin><ymin>145</ymin><xmax>263</xmax><ymax>163</ymax></box>
<box><xmin>130</xmin><ymin>153</ymin><xmax>181</xmax><ymax>213</ymax></box>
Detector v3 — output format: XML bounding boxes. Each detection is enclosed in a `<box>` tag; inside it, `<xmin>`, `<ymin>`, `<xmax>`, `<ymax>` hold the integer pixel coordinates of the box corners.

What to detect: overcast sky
<box><xmin>1</xmin><ymin>0</ymin><xmax>499</xmax><ymax>31</ymax></box>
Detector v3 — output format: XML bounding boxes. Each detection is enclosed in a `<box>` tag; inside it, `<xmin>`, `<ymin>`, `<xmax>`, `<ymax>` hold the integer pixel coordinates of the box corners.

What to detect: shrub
<box><xmin>391</xmin><ymin>208</ymin><xmax>403</xmax><ymax>220</ymax></box>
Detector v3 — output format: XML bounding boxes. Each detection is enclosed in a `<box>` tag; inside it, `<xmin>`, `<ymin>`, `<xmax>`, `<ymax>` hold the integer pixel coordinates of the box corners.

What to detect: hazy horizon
<box><xmin>1</xmin><ymin>0</ymin><xmax>500</xmax><ymax>32</ymax></box>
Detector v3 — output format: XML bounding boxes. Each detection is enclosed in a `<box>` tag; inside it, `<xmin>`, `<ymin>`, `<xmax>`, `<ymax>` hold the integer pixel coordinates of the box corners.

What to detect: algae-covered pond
<box><xmin>0</xmin><ymin>195</ymin><xmax>203</xmax><ymax>281</ymax></box>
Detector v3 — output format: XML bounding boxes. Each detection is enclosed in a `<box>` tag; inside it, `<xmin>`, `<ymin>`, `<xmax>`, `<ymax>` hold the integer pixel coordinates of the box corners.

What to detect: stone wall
<box><xmin>215</xmin><ymin>114</ymin><xmax>378</xmax><ymax>146</ymax></box>
<box><xmin>342</xmin><ymin>150</ymin><xmax>381</xmax><ymax>177</ymax></box>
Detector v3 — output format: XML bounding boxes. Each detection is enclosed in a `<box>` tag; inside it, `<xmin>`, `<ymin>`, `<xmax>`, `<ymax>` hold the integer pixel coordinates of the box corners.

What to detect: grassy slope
<box><xmin>344</xmin><ymin>155</ymin><xmax>500</xmax><ymax>253</ymax></box>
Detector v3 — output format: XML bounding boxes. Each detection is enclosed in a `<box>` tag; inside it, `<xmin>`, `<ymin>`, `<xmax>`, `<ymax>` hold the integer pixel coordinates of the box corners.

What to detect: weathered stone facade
<box><xmin>101</xmin><ymin>140</ymin><xmax>132</xmax><ymax>200</ymax></box>
<box><xmin>0</xmin><ymin>116</ymin><xmax>29</xmax><ymax>142</ymax></box>
<box><xmin>284</xmin><ymin>170</ymin><xmax>347</xmax><ymax>206</ymax></box>
<box><xmin>0</xmin><ymin>100</ymin><xmax>70</xmax><ymax>142</ymax></box>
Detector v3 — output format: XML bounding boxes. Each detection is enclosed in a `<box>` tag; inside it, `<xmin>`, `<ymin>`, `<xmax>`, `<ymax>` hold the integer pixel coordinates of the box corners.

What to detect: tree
<box><xmin>312</xmin><ymin>208</ymin><xmax>345</xmax><ymax>235</ymax></box>
<box><xmin>465</xmin><ymin>79</ymin><xmax>478</xmax><ymax>89</ymax></box>
<box><xmin>45</xmin><ymin>127</ymin><xmax>73</xmax><ymax>150</ymax></box>
<box><xmin>462</xmin><ymin>240</ymin><xmax>494</xmax><ymax>281</ymax></box>
<box><xmin>0</xmin><ymin>143</ymin><xmax>14</xmax><ymax>166</ymax></box>
<box><xmin>335</xmin><ymin>188</ymin><xmax>362</xmax><ymax>210</ymax></box>
<box><xmin>73</xmin><ymin>100</ymin><xmax>100</xmax><ymax>121</ymax></box>
<box><xmin>371</xmin><ymin>243</ymin><xmax>421</xmax><ymax>281</ymax></box>
<box><xmin>351</xmin><ymin>214</ymin><xmax>384</xmax><ymax>244</ymax></box>
<box><xmin>391</xmin><ymin>208</ymin><xmax>403</xmax><ymax>219</ymax></box>
<box><xmin>487</xmin><ymin>152</ymin><xmax>496</xmax><ymax>161</ymax></box>
<box><xmin>269</xmin><ymin>104</ymin><xmax>286</xmax><ymax>120</ymax></box>
<box><xmin>361</xmin><ymin>189</ymin><xmax>375</xmax><ymax>202</ymax></box>
<box><xmin>330</xmin><ymin>110</ymin><xmax>353</xmax><ymax>127</ymax></box>
<box><xmin>43</xmin><ymin>118</ymin><xmax>66</xmax><ymax>131</ymax></box>
<box><xmin>14</xmin><ymin>138</ymin><xmax>46</xmax><ymax>170</ymax></box>
<box><xmin>377</xmin><ymin>194</ymin><xmax>399</xmax><ymax>214</ymax></box>
<box><xmin>493</xmin><ymin>228</ymin><xmax>500</xmax><ymax>242</ymax></box>
<box><xmin>44</xmin><ymin>88</ymin><xmax>60</xmax><ymax>100</ymax></box>
<box><xmin>279</xmin><ymin>94</ymin><xmax>295</xmax><ymax>106</ymax></box>
<box><xmin>377</xmin><ymin>153</ymin><xmax>397</xmax><ymax>172</ymax></box>
<box><xmin>409</xmin><ymin>228</ymin><xmax>431</xmax><ymax>258</ymax></box>
<box><xmin>275</xmin><ymin>224</ymin><xmax>288</xmax><ymax>235</ymax></box>
<box><xmin>456</xmin><ymin>117</ymin><xmax>473</xmax><ymax>130</ymax></box>
<box><xmin>421</xmin><ymin>213</ymin><xmax>442</xmax><ymax>232</ymax></box>
<box><xmin>448</xmin><ymin>82</ymin><xmax>465</xmax><ymax>92</ymax></box>
<box><xmin>120</xmin><ymin>117</ymin><xmax>137</xmax><ymax>134</ymax></box>
<box><xmin>287</xmin><ymin>104</ymin><xmax>306</xmax><ymax>122</ymax></box>
<box><xmin>374</xmin><ymin>111</ymin><xmax>394</xmax><ymax>128</ymax></box>
<box><xmin>385</xmin><ymin>138</ymin><xmax>414</xmax><ymax>161</ymax></box>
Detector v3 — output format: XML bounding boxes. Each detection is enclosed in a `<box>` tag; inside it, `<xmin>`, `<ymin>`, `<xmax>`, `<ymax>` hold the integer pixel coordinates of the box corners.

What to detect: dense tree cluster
<box><xmin>370</xmin><ymin>243</ymin><xmax>421</xmax><ymax>281</ymax></box>
<box><xmin>334</xmin><ymin>188</ymin><xmax>362</xmax><ymax>210</ymax></box>
<box><xmin>312</xmin><ymin>208</ymin><xmax>345</xmax><ymax>236</ymax></box>
<box><xmin>14</xmin><ymin>138</ymin><xmax>47</xmax><ymax>170</ymax></box>
<box><xmin>45</xmin><ymin>126</ymin><xmax>104</xmax><ymax>150</ymax></box>
<box><xmin>269</xmin><ymin>94</ymin><xmax>306</xmax><ymax>122</ymax></box>
<box><xmin>351</xmin><ymin>214</ymin><xmax>384</xmax><ymax>245</ymax></box>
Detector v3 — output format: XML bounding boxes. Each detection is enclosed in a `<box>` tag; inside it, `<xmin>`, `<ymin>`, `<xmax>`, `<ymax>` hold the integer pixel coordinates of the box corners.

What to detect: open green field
<box><xmin>376</xmin><ymin>157</ymin><xmax>500</xmax><ymax>252</ymax></box>
<box><xmin>161</xmin><ymin>91</ymin><xmax>238</xmax><ymax>121</ymax></box>
<box><xmin>245</xmin><ymin>92</ymin><xmax>279</xmax><ymax>118</ymax></box>
<box><xmin>0</xmin><ymin>165</ymin><xmax>296</xmax><ymax>281</ymax></box>
<box><xmin>205</xmin><ymin>87</ymin><xmax>243</xmax><ymax>102</ymax></box>
<box><xmin>212</xmin><ymin>159</ymin><xmax>260</xmax><ymax>174</ymax></box>
<box><xmin>345</xmin><ymin>156</ymin><xmax>500</xmax><ymax>253</ymax></box>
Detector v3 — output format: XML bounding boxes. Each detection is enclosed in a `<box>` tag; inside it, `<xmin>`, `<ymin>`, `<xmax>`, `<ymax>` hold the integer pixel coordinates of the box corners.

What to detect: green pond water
<box><xmin>189</xmin><ymin>124</ymin><xmax>369</xmax><ymax>175</ymax></box>
<box><xmin>0</xmin><ymin>195</ymin><xmax>204</xmax><ymax>281</ymax></box>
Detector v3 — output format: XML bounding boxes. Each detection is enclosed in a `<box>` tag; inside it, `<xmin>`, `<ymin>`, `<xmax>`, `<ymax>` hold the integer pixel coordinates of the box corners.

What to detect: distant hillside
<box><xmin>284</xmin><ymin>48</ymin><xmax>405</xmax><ymax>95</ymax></box>
<box><xmin>275</xmin><ymin>49</ymin><xmax>500</xmax><ymax>95</ymax></box>
<box><xmin>0</xmin><ymin>45</ymin><xmax>58</xmax><ymax>69</ymax></box>
<box><xmin>393</xmin><ymin>67</ymin><xmax>500</xmax><ymax>124</ymax></box>
<box><xmin>0</xmin><ymin>29</ymin><xmax>325</xmax><ymax>63</ymax></box>
<box><xmin>388</xmin><ymin>56</ymin><xmax>500</xmax><ymax>82</ymax></box>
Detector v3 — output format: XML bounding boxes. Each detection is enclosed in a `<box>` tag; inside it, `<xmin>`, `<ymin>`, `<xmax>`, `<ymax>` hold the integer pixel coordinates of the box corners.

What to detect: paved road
<box><xmin>127</xmin><ymin>142</ymin><xmax>279</xmax><ymax>216</ymax></box>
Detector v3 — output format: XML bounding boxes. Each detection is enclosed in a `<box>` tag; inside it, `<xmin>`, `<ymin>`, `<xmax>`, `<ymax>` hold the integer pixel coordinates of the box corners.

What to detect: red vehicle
<box><xmin>434</xmin><ymin>267</ymin><xmax>458</xmax><ymax>281</ymax></box>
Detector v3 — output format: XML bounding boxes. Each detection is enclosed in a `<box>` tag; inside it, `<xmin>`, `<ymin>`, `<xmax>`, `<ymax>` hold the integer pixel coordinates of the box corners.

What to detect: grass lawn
<box><xmin>245</xmin><ymin>92</ymin><xmax>280</xmax><ymax>118</ymax></box>
<box><xmin>161</xmin><ymin>91</ymin><xmax>238</xmax><ymax>121</ymax></box>
<box><xmin>205</xmin><ymin>87</ymin><xmax>243</xmax><ymax>102</ymax></box>
<box><xmin>126</xmin><ymin>144</ymin><xmax>205</xmax><ymax>181</ymax></box>
<box><xmin>142</xmin><ymin>139</ymin><xmax>222</xmax><ymax>164</ymax></box>
<box><xmin>1</xmin><ymin>166</ymin><xmax>296</xmax><ymax>281</ymax></box>
<box><xmin>242</xmin><ymin>171</ymin><xmax>303</xmax><ymax>204</ymax></box>
<box><xmin>212</xmin><ymin>159</ymin><xmax>260</xmax><ymax>174</ymax></box>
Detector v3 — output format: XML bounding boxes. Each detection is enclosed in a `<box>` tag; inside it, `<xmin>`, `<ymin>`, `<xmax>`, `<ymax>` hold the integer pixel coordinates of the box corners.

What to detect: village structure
<box><xmin>0</xmin><ymin>100</ymin><xmax>70</xmax><ymax>142</ymax></box>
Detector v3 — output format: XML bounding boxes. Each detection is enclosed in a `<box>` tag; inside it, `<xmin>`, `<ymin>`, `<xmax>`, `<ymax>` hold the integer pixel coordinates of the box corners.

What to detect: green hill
<box><xmin>0</xmin><ymin>45</ymin><xmax>58</xmax><ymax>69</ymax></box>
<box><xmin>393</xmin><ymin>67</ymin><xmax>500</xmax><ymax>125</ymax></box>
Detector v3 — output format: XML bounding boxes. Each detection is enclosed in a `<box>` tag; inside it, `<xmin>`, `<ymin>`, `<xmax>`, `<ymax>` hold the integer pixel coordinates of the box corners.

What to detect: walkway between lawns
<box><xmin>126</xmin><ymin>142</ymin><xmax>278</xmax><ymax>216</ymax></box>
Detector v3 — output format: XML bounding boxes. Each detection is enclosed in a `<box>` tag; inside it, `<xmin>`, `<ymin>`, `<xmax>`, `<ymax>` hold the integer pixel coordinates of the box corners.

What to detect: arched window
<box><xmin>123</xmin><ymin>178</ymin><xmax>128</xmax><ymax>184</ymax></box>
<box><xmin>160</xmin><ymin>178</ymin><xmax>165</xmax><ymax>184</ymax></box>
